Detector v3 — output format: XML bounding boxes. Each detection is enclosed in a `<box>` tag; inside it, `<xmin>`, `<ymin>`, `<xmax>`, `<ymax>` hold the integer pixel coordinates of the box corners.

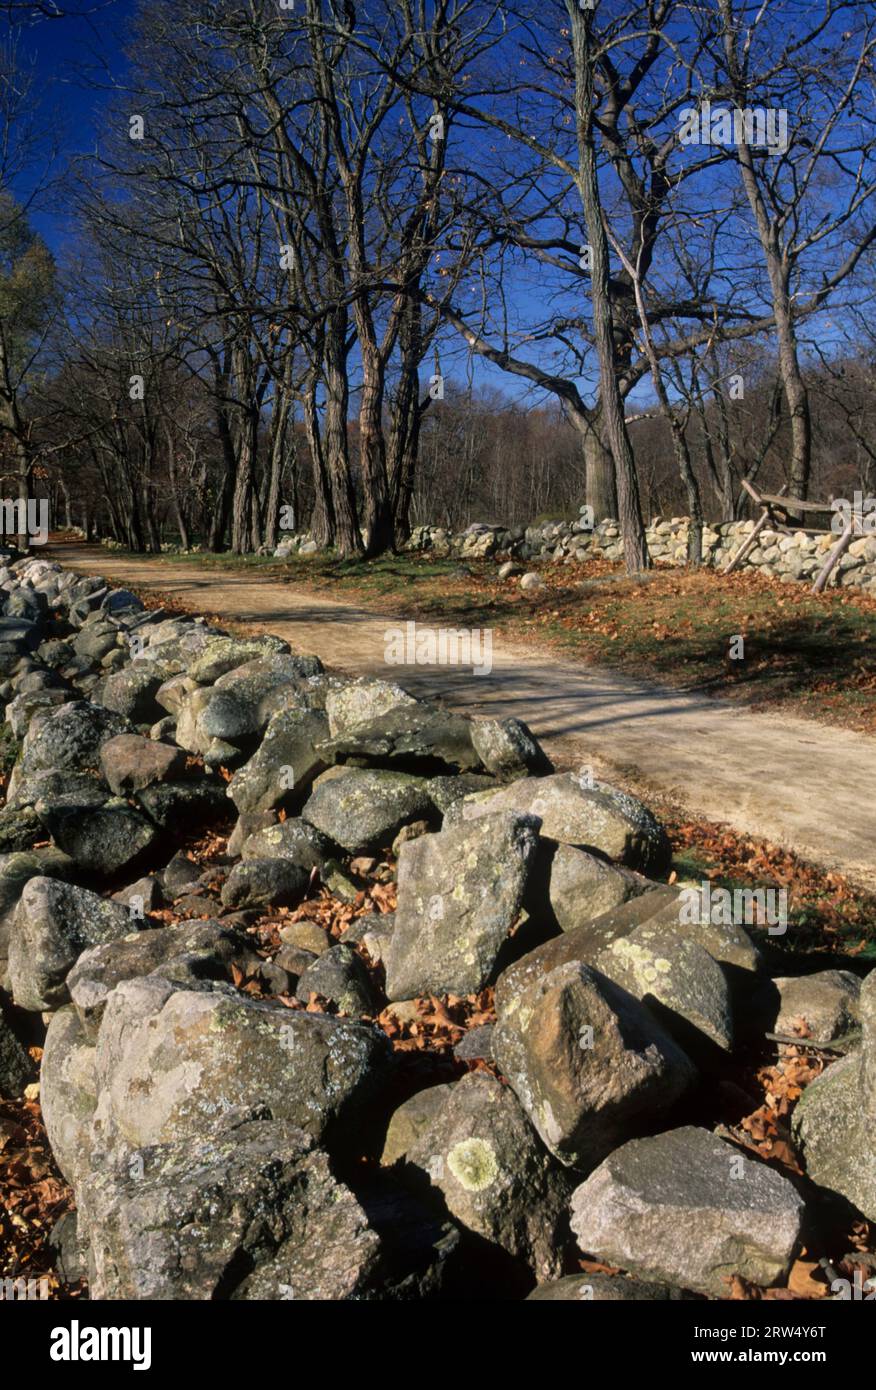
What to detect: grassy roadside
<box><xmin>78</xmin><ymin>539</ymin><xmax>876</xmax><ymax>735</ymax></box>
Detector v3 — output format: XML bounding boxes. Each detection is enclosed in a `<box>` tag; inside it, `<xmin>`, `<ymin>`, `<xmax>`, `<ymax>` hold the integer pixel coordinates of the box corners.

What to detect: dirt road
<box><xmin>47</xmin><ymin>541</ymin><xmax>876</xmax><ymax>889</ymax></box>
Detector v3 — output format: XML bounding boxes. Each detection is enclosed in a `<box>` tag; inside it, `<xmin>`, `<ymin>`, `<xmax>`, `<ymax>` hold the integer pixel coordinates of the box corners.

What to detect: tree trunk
<box><xmin>231</xmin><ymin>410</ymin><xmax>258</xmax><ymax>554</ymax></box>
<box><xmin>264</xmin><ymin>395</ymin><xmax>289</xmax><ymax>552</ymax></box>
<box><xmin>571</xmin><ymin>6</ymin><xmax>649</xmax><ymax>572</ymax></box>
<box><xmin>209</xmin><ymin>401</ymin><xmax>237</xmax><ymax>551</ymax></box>
<box><xmin>581</xmin><ymin>414</ymin><xmax>618</xmax><ymax>521</ymax></box>
<box><xmin>303</xmin><ymin>377</ymin><xmax>334</xmax><ymax>548</ymax></box>
<box><xmin>356</xmin><ymin>335</ymin><xmax>394</xmax><ymax>556</ymax></box>
<box><xmin>323</xmin><ymin>323</ymin><xmax>362</xmax><ymax>557</ymax></box>
<box><xmin>719</xmin><ymin>0</ymin><xmax>811</xmax><ymax>502</ymax></box>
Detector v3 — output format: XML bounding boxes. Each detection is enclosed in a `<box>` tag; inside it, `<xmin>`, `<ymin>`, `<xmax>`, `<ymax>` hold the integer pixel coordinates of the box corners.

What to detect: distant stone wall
<box><xmin>395</xmin><ymin>510</ymin><xmax>876</xmax><ymax>592</ymax></box>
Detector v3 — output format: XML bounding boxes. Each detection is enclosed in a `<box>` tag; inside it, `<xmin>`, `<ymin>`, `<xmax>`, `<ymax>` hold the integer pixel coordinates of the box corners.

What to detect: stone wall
<box><xmin>393</xmin><ymin>511</ymin><xmax>876</xmax><ymax>591</ymax></box>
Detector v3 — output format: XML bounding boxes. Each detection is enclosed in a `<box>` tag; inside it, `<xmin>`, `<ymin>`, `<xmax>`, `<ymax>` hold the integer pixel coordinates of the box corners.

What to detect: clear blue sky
<box><xmin>12</xmin><ymin>0</ymin><xmax>135</xmax><ymax>249</ymax></box>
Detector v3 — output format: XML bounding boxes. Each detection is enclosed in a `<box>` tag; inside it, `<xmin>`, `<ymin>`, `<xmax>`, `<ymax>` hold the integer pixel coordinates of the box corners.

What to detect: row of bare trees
<box><xmin>3</xmin><ymin>0</ymin><xmax>876</xmax><ymax>569</ymax></box>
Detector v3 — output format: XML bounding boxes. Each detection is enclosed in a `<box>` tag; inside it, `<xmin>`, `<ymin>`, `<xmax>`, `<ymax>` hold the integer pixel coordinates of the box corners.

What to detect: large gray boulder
<box><xmin>91</xmin><ymin>975</ymin><xmax>390</xmax><ymax>1152</ymax></box>
<box><xmin>135</xmin><ymin>779</ymin><xmax>227</xmax><ymax>831</ymax></box>
<box><xmin>8</xmin><ymin>878</ymin><xmax>136</xmax><ymax>1012</ymax></box>
<box><xmin>398</xmin><ymin>1071</ymin><xmax>571</xmax><ymax>1283</ymax></box>
<box><xmin>324</xmin><ymin>678</ymin><xmax>418</xmax><ymax>736</ymax></box>
<box><xmin>187</xmin><ymin>634</ymin><xmax>291</xmax><ymax>684</ymax></box>
<box><xmin>595</xmin><ymin>923</ymin><xmax>734</xmax><ymax>1053</ymax></box>
<box><xmin>493</xmin><ymin>961</ymin><xmax>696</xmax><ymax>1169</ymax></box>
<box><xmin>469</xmin><ymin>717</ymin><xmax>552</xmax><ymax>778</ymax></box>
<box><xmin>495</xmin><ymin>887</ymin><xmax>760</xmax><ymax>1019</ymax></box>
<box><xmin>547</xmin><ymin>843</ymin><xmax>650</xmax><ymax>931</ymax></box>
<box><xmin>0</xmin><ymin>847</ymin><xmax>76</xmax><ymax>992</ymax></box>
<box><xmin>39</xmin><ymin>803</ymin><xmax>158</xmax><ymax>877</ymax></box>
<box><xmin>302</xmin><ymin>768</ymin><xmax>435</xmax><ymax>854</ymax></box>
<box><xmin>771</xmin><ymin>970</ymin><xmax>861</xmax><ymax>1043</ymax></box>
<box><xmin>220</xmin><ymin>858</ymin><xmax>309</xmax><ymax>910</ymax></box>
<box><xmin>99</xmin><ymin>666</ymin><xmax>164</xmax><ymax>724</ymax></box>
<box><xmin>66</xmin><ymin>921</ymin><xmax>251</xmax><ymax>1037</ymax></box>
<box><xmin>570</xmin><ymin>1127</ymin><xmax>804</xmax><ymax>1297</ymax></box>
<box><xmin>792</xmin><ymin>969</ymin><xmax>876</xmax><ymax>1219</ymax></box>
<box><xmin>239</xmin><ymin>817</ymin><xmax>334</xmax><ymax>872</ymax></box>
<box><xmin>458</xmin><ymin>773</ymin><xmax>671</xmax><ymax>874</ymax></box>
<box><xmin>385</xmin><ymin>811</ymin><xmax>540</xmax><ymax>1001</ymax></box>
<box><xmin>78</xmin><ymin>1120</ymin><xmax>382</xmax><ymax>1301</ymax></box>
<box><xmin>227</xmin><ymin>704</ymin><xmax>329</xmax><ymax>813</ymax></box>
<box><xmin>40</xmin><ymin>1005</ymin><xmax>99</xmax><ymax>1185</ymax></box>
<box><xmin>6</xmin><ymin>701</ymin><xmax>130</xmax><ymax>808</ymax></box>
<box><xmin>195</xmin><ymin>654</ymin><xmax>321</xmax><ymax>743</ymax></box>
<box><xmin>317</xmin><ymin>704</ymin><xmax>480</xmax><ymax>774</ymax></box>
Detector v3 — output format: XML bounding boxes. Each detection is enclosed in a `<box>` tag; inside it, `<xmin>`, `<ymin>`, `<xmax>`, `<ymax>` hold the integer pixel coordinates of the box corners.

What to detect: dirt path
<box><xmin>48</xmin><ymin>540</ymin><xmax>876</xmax><ymax>890</ymax></box>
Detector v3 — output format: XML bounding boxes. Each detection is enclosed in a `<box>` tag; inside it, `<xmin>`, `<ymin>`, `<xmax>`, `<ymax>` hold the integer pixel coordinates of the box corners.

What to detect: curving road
<box><xmin>47</xmin><ymin>540</ymin><xmax>876</xmax><ymax>890</ymax></box>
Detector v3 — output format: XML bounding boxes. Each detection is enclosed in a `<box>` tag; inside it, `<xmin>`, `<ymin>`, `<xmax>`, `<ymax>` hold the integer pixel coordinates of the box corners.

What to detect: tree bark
<box><xmin>570</xmin><ymin>4</ymin><xmax>649</xmax><ymax>571</ymax></box>
<box><xmin>581</xmin><ymin>412</ymin><xmax>618</xmax><ymax>521</ymax></box>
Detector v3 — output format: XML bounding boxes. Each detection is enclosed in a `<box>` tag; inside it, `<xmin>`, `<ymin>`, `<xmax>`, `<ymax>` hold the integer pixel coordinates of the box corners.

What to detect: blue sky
<box><xmin>13</xmin><ymin>0</ymin><xmax>136</xmax><ymax>248</ymax></box>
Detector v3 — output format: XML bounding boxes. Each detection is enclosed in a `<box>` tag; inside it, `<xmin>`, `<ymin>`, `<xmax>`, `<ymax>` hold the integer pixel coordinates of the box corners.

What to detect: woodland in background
<box><xmin>1</xmin><ymin>0</ymin><xmax>875</xmax><ymax>569</ymax></box>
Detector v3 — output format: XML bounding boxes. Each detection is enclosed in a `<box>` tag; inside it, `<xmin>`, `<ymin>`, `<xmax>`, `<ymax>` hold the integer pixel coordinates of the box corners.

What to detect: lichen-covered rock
<box><xmin>0</xmin><ymin>846</ymin><xmax>75</xmax><ymax>923</ymax></box>
<box><xmin>91</xmin><ymin>975</ymin><xmax>390</xmax><ymax>1152</ymax></box>
<box><xmin>792</xmin><ymin>970</ymin><xmax>876</xmax><ymax>1219</ymax></box>
<box><xmin>40</xmin><ymin>1005</ymin><xmax>98</xmax><ymax>1185</ymax></box>
<box><xmin>459</xmin><ymin>773</ymin><xmax>671</xmax><ymax>874</ymax></box>
<box><xmin>40</xmin><ymin>803</ymin><xmax>158</xmax><ymax>876</ymax></box>
<box><xmin>99</xmin><ymin>666</ymin><xmax>164</xmax><ymax>724</ymax></box>
<box><xmin>154</xmin><ymin>674</ymin><xmax>198</xmax><ymax>715</ymax></box>
<box><xmin>381</xmin><ymin>1084</ymin><xmax>455</xmax><ymax>1167</ymax></box>
<box><xmin>0</xmin><ymin>1009</ymin><xmax>33</xmax><ymax>1095</ymax></box>
<box><xmin>295</xmin><ymin>944</ymin><xmax>379</xmax><ymax>1016</ymax></box>
<box><xmin>385</xmin><ymin>811</ymin><xmax>539</xmax><ymax>1001</ymax></box>
<box><xmin>469</xmin><ymin>717</ymin><xmax>552</xmax><ymax>778</ymax></box>
<box><xmin>324</xmin><ymin>678</ymin><xmax>418</xmax><ymax>736</ymax></box>
<box><xmin>0</xmin><ymin>804</ymin><xmax>42</xmax><ymax>852</ymax></box>
<box><xmin>135</xmin><ymin>779</ymin><xmax>227</xmax><ymax>830</ymax></box>
<box><xmin>772</xmin><ymin>970</ymin><xmax>861</xmax><ymax>1043</ymax></box>
<box><xmin>318</xmin><ymin>704</ymin><xmax>480</xmax><ymax>774</ymax></box>
<box><xmin>239</xmin><ymin>816</ymin><xmax>334</xmax><ymax>871</ymax></box>
<box><xmin>66</xmin><ymin>921</ymin><xmax>250</xmax><ymax>1037</ymax></box>
<box><xmin>170</xmin><ymin>687</ymin><xmax>215</xmax><ymax>755</ymax></box>
<box><xmin>493</xmin><ymin>961</ymin><xmax>696</xmax><ymax>1169</ymax></box>
<box><xmin>6</xmin><ymin>701</ymin><xmax>130</xmax><ymax>808</ymax></box>
<box><xmin>496</xmin><ymin>887</ymin><xmax>759</xmax><ymax>1020</ymax></box>
<box><xmin>6</xmin><ymin>690</ymin><xmax>67</xmax><ymax>739</ymax></box>
<box><xmin>78</xmin><ymin>1120</ymin><xmax>383</xmax><ymax>1300</ymax></box>
<box><xmin>161</xmin><ymin>852</ymin><xmax>202</xmax><ymax>899</ymax></box>
<box><xmin>595</xmin><ymin>923</ymin><xmax>734</xmax><ymax>1053</ymax></box>
<box><xmin>227</xmin><ymin>704</ymin><xmax>329</xmax><ymax>813</ymax></box>
<box><xmin>188</xmin><ymin>634</ymin><xmax>291</xmax><ymax>684</ymax></box>
<box><xmin>570</xmin><ymin>1127</ymin><xmax>804</xmax><ymax>1297</ymax></box>
<box><xmin>302</xmin><ymin>768</ymin><xmax>435</xmax><ymax>854</ymax></box>
<box><xmin>9</xmin><ymin>878</ymin><xmax>136</xmax><ymax>1012</ymax></box>
<box><xmin>221</xmin><ymin>857</ymin><xmax>309</xmax><ymax>910</ymax></box>
<box><xmin>425</xmin><ymin>772</ymin><xmax>497</xmax><ymax>814</ymax></box>
<box><xmin>547</xmin><ymin>843</ymin><xmax>650</xmax><ymax>931</ymax></box>
<box><xmin>111</xmin><ymin>874</ymin><xmax>162</xmax><ymax>915</ymax></box>
<box><xmin>399</xmin><ymin>1071</ymin><xmax>571</xmax><ymax>1283</ymax></box>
